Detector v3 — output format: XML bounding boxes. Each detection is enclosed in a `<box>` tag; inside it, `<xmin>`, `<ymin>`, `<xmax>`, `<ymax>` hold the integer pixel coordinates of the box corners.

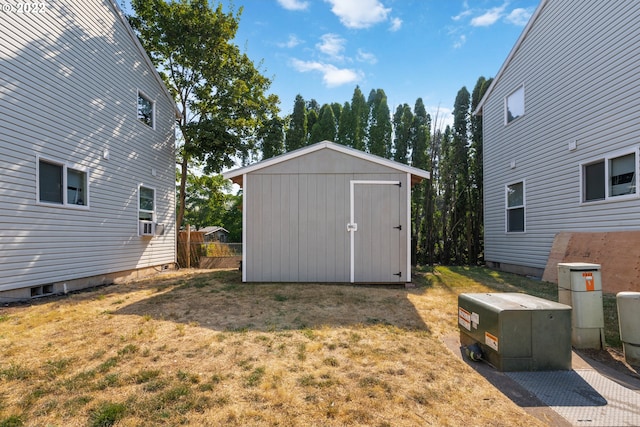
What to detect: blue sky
<box><xmin>122</xmin><ymin>0</ymin><xmax>540</xmax><ymax>129</ymax></box>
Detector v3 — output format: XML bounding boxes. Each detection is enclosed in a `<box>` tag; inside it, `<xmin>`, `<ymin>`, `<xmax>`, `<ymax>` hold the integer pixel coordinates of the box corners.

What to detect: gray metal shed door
<box><xmin>349</xmin><ymin>180</ymin><xmax>402</xmax><ymax>283</ymax></box>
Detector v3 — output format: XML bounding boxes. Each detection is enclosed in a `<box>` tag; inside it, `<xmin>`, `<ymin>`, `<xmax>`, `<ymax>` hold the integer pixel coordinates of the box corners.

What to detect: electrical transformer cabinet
<box><xmin>458</xmin><ymin>293</ymin><xmax>572</xmax><ymax>371</ymax></box>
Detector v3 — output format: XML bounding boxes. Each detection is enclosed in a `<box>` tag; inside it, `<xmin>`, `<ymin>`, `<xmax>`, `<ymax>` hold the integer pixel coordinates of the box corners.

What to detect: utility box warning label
<box><xmin>458</xmin><ymin>307</ymin><xmax>471</xmax><ymax>331</ymax></box>
<box><xmin>582</xmin><ymin>272</ymin><xmax>595</xmax><ymax>291</ymax></box>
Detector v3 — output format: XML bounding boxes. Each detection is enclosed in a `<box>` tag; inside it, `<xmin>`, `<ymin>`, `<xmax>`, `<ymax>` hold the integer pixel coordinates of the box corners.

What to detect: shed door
<box><xmin>349</xmin><ymin>180</ymin><xmax>402</xmax><ymax>283</ymax></box>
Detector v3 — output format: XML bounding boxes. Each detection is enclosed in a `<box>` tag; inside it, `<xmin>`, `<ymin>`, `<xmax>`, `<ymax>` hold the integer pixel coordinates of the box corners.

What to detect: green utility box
<box><xmin>458</xmin><ymin>293</ymin><xmax>572</xmax><ymax>371</ymax></box>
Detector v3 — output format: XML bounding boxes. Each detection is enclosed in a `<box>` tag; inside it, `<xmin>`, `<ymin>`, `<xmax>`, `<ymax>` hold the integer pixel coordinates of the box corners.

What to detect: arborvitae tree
<box><xmin>351</xmin><ymin>86</ymin><xmax>368</xmax><ymax>151</ymax></box>
<box><xmin>309</xmin><ymin>103</ymin><xmax>337</xmax><ymax>143</ymax></box>
<box><xmin>336</xmin><ymin>101</ymin><xmax>352</xmax><ymax>146</ymax></box>
<box><xmin>449</xmin><ymin>86</ymin><xmax>471</xmax><ymax>264</ymax></box>
<box><xmin>330</xmin><ymin>102</ymin><xmax>342</xmax><ymax>128</ymax></box>
<box><xmin>259</xmin><ymin>115</ymin><xmax>284</xmax><ymax>160</ymax></box>
<box><xmin>306</xmin><ymin>108</ymin><xmax>319</xmax><ymax>145</ymax></box>
<box><xmin>439</xmin><ymin>125</ymin><xmax>454</xmax><ymax>263</ymax></box>
<box><xmin>392</xmin><ymin>104</ymin><xmax>412</xmax><ymax>165</ymax></box>
<box><xmin>285</xmin><ymin>94</ymin><xmax>307</xmax><ymax>151</ymax></box>
<box><xmin>469</xmin><ymin>76</ymin><xmax>492</xmax><ymax>264</ymax></box>
<box><xmin>409</xmin><ymin>98</ymin><xmax>431</xmax><ymax>264</ymax></box>
<box><xmin>367</xmin><ymin>89</ymin><xmax>392</xmax><ymax>158</ymax></box>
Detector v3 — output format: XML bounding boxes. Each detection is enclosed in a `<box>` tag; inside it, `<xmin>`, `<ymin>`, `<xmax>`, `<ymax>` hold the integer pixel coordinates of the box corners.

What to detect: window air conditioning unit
<box><xmin>139</xmin><ymin>220</ymin><xmax>156</xmax><ymax>236</ymax></box>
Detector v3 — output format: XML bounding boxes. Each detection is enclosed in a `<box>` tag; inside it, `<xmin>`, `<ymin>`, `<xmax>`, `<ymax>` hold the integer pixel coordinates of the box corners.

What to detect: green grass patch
<box><xmin>88</xmin><ymin>401</ymin><xmax>126</xmax><ymax>427</ymax></box>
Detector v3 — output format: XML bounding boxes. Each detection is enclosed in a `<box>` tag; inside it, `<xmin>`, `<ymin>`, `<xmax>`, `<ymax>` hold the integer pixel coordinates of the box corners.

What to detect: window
<box><xmin>506</xmin><ymin>181</ymin><xmax>525</xmax><ymax>232</ymax></box>
<box><xmin>505</xmin><ymin>85</ymin><xmax>525</xmax><ymax>124</ymax></box>
<box><xmin>139</xmin><ymin>185</ymin><xmax>155</xmax><ymax>221</ymax></box>
<box><xmin>582</xmin><ymin>151</ymin><xmax>637</xmax><ymax>202</ymax></box>
<box><xmin>37</xmin><ymin>157</ymin><xmax>88</xmax><ymax>207</ymax></box>
<box><xmin>137</xmin><ymin>91</ymin><xmax>154</xmax><ymax>128</ymax></box>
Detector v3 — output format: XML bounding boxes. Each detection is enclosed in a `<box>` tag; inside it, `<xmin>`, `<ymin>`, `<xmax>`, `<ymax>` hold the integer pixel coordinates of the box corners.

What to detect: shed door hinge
<box><xmin>393</xmin><ymin>225</ymin><xmax>402</xmax><ymax>231</ymax></box>
<box><xmin>393</xmin><ymin>272</ymin><xmax>402</xmax><ymax>277</ymax></box>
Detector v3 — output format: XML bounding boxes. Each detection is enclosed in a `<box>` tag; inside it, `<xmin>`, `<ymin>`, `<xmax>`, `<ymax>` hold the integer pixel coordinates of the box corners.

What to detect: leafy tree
<box><xmin>259</xmin><ymin>115</ymin><xmax>285</xmax><ymax>160</ymax></box>
<box><xmin>182</xmin><ymin>173</ymin><xmax>231</xmax><ymax>230</ymax></box>
<box><xmin>129</xmin><ymin>0</ymin><xmax>278</xmax><ymax>229</ymax></box>
<box><xmin>285</xmin><ymin>94</ymin><xmax>307</xmax><ymax>151</ymax></box>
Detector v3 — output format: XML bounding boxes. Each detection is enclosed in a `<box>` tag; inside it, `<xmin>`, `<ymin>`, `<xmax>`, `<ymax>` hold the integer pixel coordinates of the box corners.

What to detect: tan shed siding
<box><xmin>483</xmin><ymin>0</ymin><xmax>640</xmax><ymax>270</ymax></box>
<box><xmin>0</xmin><ymin>2</ymin><xmax>175</xmax><ymax>292</ymax></box>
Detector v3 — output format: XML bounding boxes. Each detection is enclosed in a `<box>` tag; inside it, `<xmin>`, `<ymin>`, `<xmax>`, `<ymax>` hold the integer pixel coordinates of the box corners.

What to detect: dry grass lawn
<box><xmin>0</xmin><ymin>267</ymin><xmax>561</xmax><ymax>426</ymax></box>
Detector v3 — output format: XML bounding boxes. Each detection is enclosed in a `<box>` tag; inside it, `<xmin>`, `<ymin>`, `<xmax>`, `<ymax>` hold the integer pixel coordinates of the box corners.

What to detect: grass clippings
<box><xmin>0</xmin><ymin>266</ymin><xmax>620</xmax><ymax>426</ymax></box>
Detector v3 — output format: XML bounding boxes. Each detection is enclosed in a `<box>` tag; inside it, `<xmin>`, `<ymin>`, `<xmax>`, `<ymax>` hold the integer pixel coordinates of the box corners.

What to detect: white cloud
<box><xmin>389</xmin><ymin>17</ymin><xmax>402</xmax><ymax>32</ymax></box>
<box><xmin>470</xmin><ymin>5</ymin><xmax>507</xmax><ymax>27</ymax></box>
<box><xmin>505</xmin><ymin>7</ymin><xmax>533</xmax><ymax>26</ymax></box>
<box><xmin>356</xmin><ymin>48</ymin><xmax>377</xmax><ymax>64</ymax></box>
<box><xmin>324</xmin><ymin>0</ymin><xmax>391</xmax><ymax>29</ymax></box>
<box><xmin>290</xmin><ymin>59</ymin><xmax>363</xmax><ymax>87</ymax></box>
<box><xmin>277</xmin><ymin>0</ymin><xmax>309</xmax><ymax>11</ymax></box>
<box><xmin>452</xmin><ymin>1</ymin><xmax>471</xmax><ymax>22</ymax></box>
<box><xmin>317</xmin><ymin>33</ymin><xmax>346</xmax><ymax>60</ymax></box>
<box><xmin>453</xmin><ymin>34</ymin><xmax>467</xmax><ymax>49</ymax></box>
<box><xmin>278</xmin><ymin>34</ymin><xmax>303</xmax><ymax>48</ymax></box>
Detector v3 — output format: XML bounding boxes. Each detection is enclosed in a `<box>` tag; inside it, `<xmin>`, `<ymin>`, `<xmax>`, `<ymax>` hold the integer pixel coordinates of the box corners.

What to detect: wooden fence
<box><xmin>177</xmin><ymin>228</ymin><xmax>242</xmax><ymax>269</ymax></box>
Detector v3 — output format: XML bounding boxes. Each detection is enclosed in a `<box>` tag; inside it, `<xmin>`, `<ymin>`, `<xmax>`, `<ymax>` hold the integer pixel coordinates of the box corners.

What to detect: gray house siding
<box><xmin>480</xmin><ymin>0</ymin><xmax>640</xmax><ymax>274</ymax></box>
<box><xmin>226</xmin><ymin>142</ymin><xmax>427</xmax><ymax>283</ymax></box>
<box><xmin>0</xmin><ymin>1</ymin><xmax>176</xmax><ymax>298</ymax></box>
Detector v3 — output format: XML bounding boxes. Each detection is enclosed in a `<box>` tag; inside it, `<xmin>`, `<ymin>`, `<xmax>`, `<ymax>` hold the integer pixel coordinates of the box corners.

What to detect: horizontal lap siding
<box><xmin>0</xmin><ymin>2</ymin><xmax>176</xmax><ymax>291</ymax></box>
<box><xmin>483</xmin><ymin>0</ymin><xmax>640</xmax><ymax>270</ymax></box>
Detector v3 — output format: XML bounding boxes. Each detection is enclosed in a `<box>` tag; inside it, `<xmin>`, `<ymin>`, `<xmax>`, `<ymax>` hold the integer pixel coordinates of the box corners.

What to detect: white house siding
<box><xmin>243</xmin><ymin>148</ymin><xmax>409</xmax><ymax>283</ymax></box>
<box><xmin>0</xmin><ymin>1</ymin><xmax>176</xmax><ymax>296</ymax></box>
<box><xmin>482</xmin><ymin>0</ymin><xmax>640</xmax><ymax>274</ymax></box>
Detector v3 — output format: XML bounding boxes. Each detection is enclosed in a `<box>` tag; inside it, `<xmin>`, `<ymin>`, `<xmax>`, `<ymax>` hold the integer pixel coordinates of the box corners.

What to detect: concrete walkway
<box><xmin>444</xmin><ymin>336</ymin><xmax>640</xmax><ymax>426</ymax></box>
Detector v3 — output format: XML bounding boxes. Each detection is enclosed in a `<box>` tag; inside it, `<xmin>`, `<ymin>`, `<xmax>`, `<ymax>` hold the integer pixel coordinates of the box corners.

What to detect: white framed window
<box><xmin>505</xmin><ymin>180</ymin><xmax>525</xmax><ymax>233</ymax></box>
<box><xmin>138</xmin><ymin>185</ymin><xmax>155</xmax><ymax>221</ymax></box>
<box><xmin>36</xmin><ymin>156</ymin><xmax>89</xmax><ymax>208</ymax></box>
<box><xmin>137</xmin><ymin>90</ymin><xmax>155</xmax><ymax>128</ymax></box>
<box><xmin>505</xmin><ymin>85</ymin><xmax>525</xmax><ymax>124</ymax></box>
<box><xmin>581</xmin><ymin>149</ymin><xmax>638</xmax><ymax>203</ymax></box>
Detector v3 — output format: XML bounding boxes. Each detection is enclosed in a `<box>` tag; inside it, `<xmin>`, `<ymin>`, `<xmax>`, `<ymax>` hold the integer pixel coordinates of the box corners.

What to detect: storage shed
<box><xmin>223</xmin><ymin>141</ymin><xmax>430</xmax><ymax>284</ymax></box>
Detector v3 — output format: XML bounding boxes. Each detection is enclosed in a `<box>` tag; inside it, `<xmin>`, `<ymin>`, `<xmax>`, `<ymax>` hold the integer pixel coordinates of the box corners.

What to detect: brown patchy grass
<box><xmin>0</xmin><ymin>267</ymin><xmax>556</xmax><ymax>426</ymax></box>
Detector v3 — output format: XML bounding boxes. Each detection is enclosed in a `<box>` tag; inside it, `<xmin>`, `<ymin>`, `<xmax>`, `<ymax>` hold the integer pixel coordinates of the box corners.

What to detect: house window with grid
<box><xmin>506</xmin><ymin>181</ymin><xmax>525</xmax><ymax>232</ymax></box>
<box><xmin>582</xmin><ymin>150</ymin><xmax>637</xmax><ymax>202</ymax></box>
<box><xmin>37</xmin><ymin>157</ymin><xmax>88</xmax><ymax>207</ymax></box>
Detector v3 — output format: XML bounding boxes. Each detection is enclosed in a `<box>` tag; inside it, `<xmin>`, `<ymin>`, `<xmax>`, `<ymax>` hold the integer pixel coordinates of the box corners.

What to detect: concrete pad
<box><xmin>444</xmin><ymin>335</ymin><xmax>640</xmax><ymax>427</ymax></box>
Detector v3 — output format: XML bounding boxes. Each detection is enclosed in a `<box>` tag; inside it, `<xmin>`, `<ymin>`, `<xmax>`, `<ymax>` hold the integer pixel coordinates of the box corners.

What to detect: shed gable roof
<box><xmin>473</xmin><ymin>0</ymin><xmax>548</xmax><ymax>116</ymax></box>
<box><xmin>223</xmin><ymin>141</ymin><xmax>431</xmax><ymax>186</ymax></box>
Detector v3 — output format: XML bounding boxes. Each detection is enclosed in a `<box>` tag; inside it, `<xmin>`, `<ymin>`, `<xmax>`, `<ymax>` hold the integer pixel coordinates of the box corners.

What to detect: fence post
<box><xmin>186</xmin><ymin>224</ymin><xmax>191</xmax><ymax>269</ymax></box>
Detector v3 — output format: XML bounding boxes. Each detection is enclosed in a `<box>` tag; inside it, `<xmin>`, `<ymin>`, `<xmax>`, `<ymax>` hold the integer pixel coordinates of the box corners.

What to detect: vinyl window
<box><xmin>139</xmin><ymin>185</ymin><xmax>155</xmax><ymax>221</ymax></box>
<box><xmin>506</xmin><ymin>181</ymin><xmax>525</xmax><ymax>232</ymax></box>
<box><xmin>582</xmin><ymin>150</ymin><xmax>638</xmax><ymax>202</ymax></box>
<box><xmin>137</xmin><ymin>91</ymin><xmax>155</xmax><ymax>128</ymax></box>
<box><xmin>505</xmin><ymin>85</ymin><xmax>525</xmax><ymax>124</ymax></box>
<box><xmin>37</xmin><ymin>157</ymin><xmax>88</xmax><ymax>207</ymax></box>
